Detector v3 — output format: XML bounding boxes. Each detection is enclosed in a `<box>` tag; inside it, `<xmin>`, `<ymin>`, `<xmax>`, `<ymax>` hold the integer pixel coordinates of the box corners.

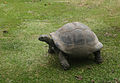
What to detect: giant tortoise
<box><xmin>38</xmin><ymin>22</ymin><xmax>103</xmax><ymax>70</ymax></box>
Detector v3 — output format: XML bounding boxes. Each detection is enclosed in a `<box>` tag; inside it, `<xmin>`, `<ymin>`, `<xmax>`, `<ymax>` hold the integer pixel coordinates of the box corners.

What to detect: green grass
<box><xmin>0</xmin><ymin>0</ymin><xmax>120</xmax><ymax>83</ymax></box>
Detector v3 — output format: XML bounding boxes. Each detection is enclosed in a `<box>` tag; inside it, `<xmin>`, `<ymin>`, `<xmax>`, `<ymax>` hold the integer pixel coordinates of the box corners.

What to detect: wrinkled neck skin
<box><xmin>46</xmin><ymin>39</ymin><xmax>60</xmax><ymax>54</ymax></box>
<box><xmin>39</xmin><ymin>36</ymin><xmax>60</xmax><ymax>54</ymax></box>
<box><xmin>43</xmin><ymin>38</ymin><xmax>51</xmax><ymax>45</ymax></box>
<box><xmin>40</xmin><ymin>37</ymin><xmax>55</xmax><ymax>48</ymax></box>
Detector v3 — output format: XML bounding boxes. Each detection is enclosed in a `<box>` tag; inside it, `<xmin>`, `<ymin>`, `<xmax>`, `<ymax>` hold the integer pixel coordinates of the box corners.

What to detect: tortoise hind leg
<box><xmin>59</xmin><ymin>51</ymin><xmax>70</xmax><ymax>70</ymax></box>
<box><xmin>93</xmin><ymin>50</ymin><xmax>103</xmax><ymax>64</ymax></box>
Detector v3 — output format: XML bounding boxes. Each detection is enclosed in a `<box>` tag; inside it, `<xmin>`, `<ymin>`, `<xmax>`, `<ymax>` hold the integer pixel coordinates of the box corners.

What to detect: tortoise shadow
<box><xmin>68</xmin><ymin>57</ymin><xmax>96</xmax><ymax>68</ymax></box>
<box><xmin>48</xmin><ymin>54</ymin><xmax>97</xmax><ymax>70</ymax></box>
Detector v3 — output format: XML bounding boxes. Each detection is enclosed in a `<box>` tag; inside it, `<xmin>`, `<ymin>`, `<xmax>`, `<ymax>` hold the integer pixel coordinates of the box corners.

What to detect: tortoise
<box><xmin>38</xmin><ymin>22</ymin><xmax>103</xmax><ymax>70</ymax></box>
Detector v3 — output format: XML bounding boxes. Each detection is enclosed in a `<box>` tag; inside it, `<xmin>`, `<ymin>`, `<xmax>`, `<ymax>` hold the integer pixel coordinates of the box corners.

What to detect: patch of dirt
<box><xmin>65</xmin><ymin>0</ymin><xmax>104</xmax><ymax>7</ymax></box>
<box><xmin>92</xmin><ymin>0</ymin><xmax>104</xmax><ymax>6</ymax></box>
<box><xmin>104</xmin><ymin>26</ymin><xmax>120</xmax><ymax>37</ymax></box>
<box><xmin>112</xmin><ymin>26</ymin><xmax>120</xmax><ymax>32</ymax></box>
<box><xmin>104</xmin><ymin>32</ymin><xmax>117</xmax><ymax>37</ymax></box>
<box><xmin>54</xmin><ymin>1</ymin><xmax>70</xmax><ymax>3</ymax></box>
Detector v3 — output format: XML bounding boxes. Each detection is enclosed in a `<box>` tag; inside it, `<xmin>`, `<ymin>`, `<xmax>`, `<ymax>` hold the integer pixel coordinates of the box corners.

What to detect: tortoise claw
<box><xmin>95</xmin><ymin>58</ymin><xmax>103</xmax><ymax>64</ymax></box>
<box><xmin>61</xmin><ymin>63</ymin><xmax>70</xmax><ymax>70</ymax></box>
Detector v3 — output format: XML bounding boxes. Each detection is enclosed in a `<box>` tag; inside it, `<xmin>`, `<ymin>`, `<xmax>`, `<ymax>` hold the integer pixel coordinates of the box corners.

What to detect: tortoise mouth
<box><xmin>38</xmin><ymin>36</ymin><xmax>44</xmax><ymax>41</ymax></box>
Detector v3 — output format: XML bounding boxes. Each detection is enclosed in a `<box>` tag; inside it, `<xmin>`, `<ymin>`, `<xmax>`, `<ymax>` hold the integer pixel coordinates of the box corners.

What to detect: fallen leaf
<box><xmin>104</xmin><ymin>32</ymin><xmax>112</xmax><ymax>37</ymax></box>
<box><xmin>3</xmin><ymin>30</ymin><xmax>8</xmax><ymax>33</ymax></box>
<box><xmin>75</xmin><ymin>75</ymin><xmax>83</xmax><ymax>80</ymax></box>
<box><xmin>107</xmin><ymin>81</ymin><xmax>112</xmax><ymax>83</ymax></box>
<box><xmin>113</xmin><ymin>34</ymin><xmax>117</xmax><ymax>37</ymax></box>
<box><xmin>112</xmin><ymin>69</ymin><xmax>115</xmax><ymax>73</ymax></box>
<box><xmin>114</xmin><ymin>78</ymin><xmax>120</xmax><ymax>83</ymax></box>
<box><xmin>91</xmin><ymin>80</ymin><xmax>95</xmax><ymax>83</ymax></box>
<box><xmin>48</xmin><ymin>3</ymin><xmax>51</xmax><ymax>5</ymax></box>
<box><xmin>87</xmin><ymin>66</ymin><xmax>91</xmax><ymax>69</ymax></box>
<box><xmin>4</xmin><ymin>1</ymin><xmax>7</xmax><ymax>4</ymax></box>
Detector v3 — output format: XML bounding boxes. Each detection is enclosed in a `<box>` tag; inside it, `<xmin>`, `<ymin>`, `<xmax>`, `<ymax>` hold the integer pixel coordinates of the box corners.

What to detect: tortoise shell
<box><xmin>50</xmin><ymin>22</ymin><xmax>103</xmax><ymax>56</ymax></box>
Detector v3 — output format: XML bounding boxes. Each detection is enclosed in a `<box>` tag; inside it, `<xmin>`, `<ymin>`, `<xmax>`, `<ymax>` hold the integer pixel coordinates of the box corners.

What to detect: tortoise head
<box><xmin>38</xmin><ymin>35</ymin><xmax>50</xmax><ymax>42</ymax></box>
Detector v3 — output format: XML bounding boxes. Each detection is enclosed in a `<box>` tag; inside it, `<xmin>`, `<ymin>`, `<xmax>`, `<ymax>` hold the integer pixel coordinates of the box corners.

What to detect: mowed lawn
<box><xmin>0</xmin><ymin>0</ymin><xmax>120</xmax><ymax>83</ymax></box>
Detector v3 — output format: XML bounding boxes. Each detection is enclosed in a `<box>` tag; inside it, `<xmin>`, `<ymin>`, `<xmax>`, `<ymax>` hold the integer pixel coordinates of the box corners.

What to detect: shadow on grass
<box><xmin>68</xmin><ymin>57</ymin><xmax>96</xmax><ymax>69</ymax></box>
<box><xmin>48</xmin><ymin>54</ymin><xmax>97</xmax><ymax>70</ymax></box>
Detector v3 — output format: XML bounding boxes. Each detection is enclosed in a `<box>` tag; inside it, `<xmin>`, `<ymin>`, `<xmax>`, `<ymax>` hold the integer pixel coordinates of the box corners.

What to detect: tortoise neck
<box><xmin>44</xmin><ymin>37</ymin><xmax>55</xmax><ymax>47</ymax></box>
<box><xmin>44</xmin><ymin>37</ymin><xmax>51</xmax><ymax>44</ymax></box>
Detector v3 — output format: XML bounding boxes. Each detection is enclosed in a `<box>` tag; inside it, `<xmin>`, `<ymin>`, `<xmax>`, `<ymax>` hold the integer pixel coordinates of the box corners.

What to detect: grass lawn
<box><xmin>0</xmin><ymin>0</ymin><xmax>120</xmax><ymax>83</ymax></box>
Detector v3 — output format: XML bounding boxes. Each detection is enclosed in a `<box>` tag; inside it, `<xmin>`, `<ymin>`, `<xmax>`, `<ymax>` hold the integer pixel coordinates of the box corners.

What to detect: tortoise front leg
<box><xmin>59</xmin><ymin>51</ymin><xmax>70</xmax><ymax>70</ymax></box>
<box><xmin>94</xmin><ymin>50</ymin><xmax>103</xmax><ymax>64</ymax></box>
<box><xmin>48</xmin><ymin>46</ymin><xmax>55</xmax><ymax>54</ymax></box>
